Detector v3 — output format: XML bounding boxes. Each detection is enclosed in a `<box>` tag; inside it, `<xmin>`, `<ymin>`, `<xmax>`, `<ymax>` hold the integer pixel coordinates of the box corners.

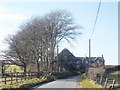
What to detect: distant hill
<box><xmin>0</xmin><ymin>61</ymin><xmax>2</xmax><ymax>73</ymax></box>
<box><xmin>105</xmin><ymin>65</ymin><xmax>120</xmax><ymax>69</ymax></box>
<box><xmin>105</xmin><ymin>65</ymin><xmax>120</xmax><ymax>73</ymax></box>
<box><xmin>0</xmin><ymin>60</ymin><xmax>2</xmax><ymax>67</ymax></box>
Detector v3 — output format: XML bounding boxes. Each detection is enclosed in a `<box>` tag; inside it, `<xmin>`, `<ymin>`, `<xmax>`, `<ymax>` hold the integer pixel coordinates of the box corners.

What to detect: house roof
<box><xmin>76</xmin><ymin>57</ymin><xmax>86</xmax><ymax>60</ymax></box>
<box><xmin>58</xmin><ymin>48</ymin><xmax>105</xmax><ymax>62</ymax></box>
<box><xmin>76</xmin><ymin>57</ymin><xmax>104</xmax><ymax>62</ymax></box>
<box><xmin>58</xmin><ymin>48</ymin><xmax>76</xmax><ymax>60</ymax></box>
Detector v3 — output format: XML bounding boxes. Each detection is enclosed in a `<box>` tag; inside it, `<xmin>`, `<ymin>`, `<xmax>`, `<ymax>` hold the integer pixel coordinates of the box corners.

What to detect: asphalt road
<box><xmin>32</xmin><ymin>76</ymin><xmax>80</xmax><ymax>90</ymax></box>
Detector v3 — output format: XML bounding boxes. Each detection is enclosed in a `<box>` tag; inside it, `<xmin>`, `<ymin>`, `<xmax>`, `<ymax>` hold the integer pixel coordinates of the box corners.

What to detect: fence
<box><xmin>1</xmin><ymin>72</ymin><xmax>43</xmax><ymax>85</ymax></box>
<box><xmin>95</xmin><ymin>75</ymin><xmax>116</xmax><ymax>90</ymax></box>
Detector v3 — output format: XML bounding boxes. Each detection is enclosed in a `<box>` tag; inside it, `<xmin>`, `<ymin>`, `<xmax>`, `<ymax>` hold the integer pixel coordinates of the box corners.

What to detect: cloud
<box><xmin>0</xmin><ymin>13</ymin><xmax>27</xmax><ymax>21</ymax></box>
<box><xmin>0</xmin><ymin>7</ymin><xmax>28</xmax><ymax>52</ymax></box>
<box><xmin>0</xmin><ymin>7</ymin><xmax>27</xmax><ymax>21</ymax></box>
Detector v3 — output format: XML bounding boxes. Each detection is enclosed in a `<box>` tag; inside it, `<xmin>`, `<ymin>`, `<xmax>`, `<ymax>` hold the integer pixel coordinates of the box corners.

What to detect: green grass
<box><xmin>80</xmin><ymin>76</ymin><xmax>102</xmax><ymax>88</ymax></box>
<box><xmin>105</xmin><ymin>70</ymin><xmax>120</xmax><ymax>82</ymax></box>
<box><xmin>111</xmin><ymin>71</ymin><xmax>120</xmax><ymax>75</ymax></box>
<box><xmin>104</xmin><ymin>70</ymin><xmax>120</xmax><ymax>88</ymax></box>
<box><xmin>0</xmin><ymin>76</ymin><xmax>48</xmax><ymax>89</ymax></box>
<box><xmin>1</xmin><ymin>77</ymin><xmax>17</xmax><ymax>81</ymax></box>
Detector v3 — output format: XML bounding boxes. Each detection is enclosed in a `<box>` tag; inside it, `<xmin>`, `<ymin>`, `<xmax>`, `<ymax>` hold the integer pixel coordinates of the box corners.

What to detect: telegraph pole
<box><xmin>88</xmin><ymin>0</ymin><xmax>101</xmax><ymax>65</ymax></box>
<box><xmin>89</xmin><ymin>39</ymin><xmax>91</xmax><ymax>66</ymax></box>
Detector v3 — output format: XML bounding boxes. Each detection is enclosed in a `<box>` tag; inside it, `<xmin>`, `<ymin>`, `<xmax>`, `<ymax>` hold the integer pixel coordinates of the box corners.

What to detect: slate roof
<box><xmin>58</xmin><ymin>48</ymin><xmax>76</xmax><ymax>60</ymax></box>
<box><xmin>76</xmin><ymin>57</ymin><xmax>88</xmax><ymax>60</ymax></box>
<box><xmin>76</xmin><ymin>57</ymin><xmax>104</xmax><ymax>62</ymax></box>
<box><xmin>58</xmin><ymin>48</ymin><xmax>105</xmax><ymax>65</ymax></box>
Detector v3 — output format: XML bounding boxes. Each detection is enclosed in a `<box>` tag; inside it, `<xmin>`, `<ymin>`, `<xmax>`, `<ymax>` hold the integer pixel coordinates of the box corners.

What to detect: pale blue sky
<box><xmin>0</xmin><ymin>1</ymin><xmax>118</xmax><ymax>65</ymax></box>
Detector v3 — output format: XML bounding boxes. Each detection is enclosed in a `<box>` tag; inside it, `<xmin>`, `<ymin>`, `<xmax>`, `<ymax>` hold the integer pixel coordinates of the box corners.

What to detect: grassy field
<box><xmin>105</xmin><ymin>70</ymin><xmax>120</xmax><ymax>87</ymax></box>
<box><xmin>79</xmin><ymin>70</ymin><xmax>120</xmax><ymax>89</ymax></box>
<box><xmin>5</xmin><ymin>65</ymin><xmax>23</xmax><ymax>73</ymax></box>
<box><xmin>111</xmin><ymin>71</ymin><xmax>120</xmax><ymax>75</ymax></box>
<box><xmin>80</xmin><ymin>76</ymin><xmax>102</xmax><ymax>88</ymax></box>
<box><xmin>0</xmin><ymin>65</ymin><xmax>43</xmax><ymax>89</ymax></box>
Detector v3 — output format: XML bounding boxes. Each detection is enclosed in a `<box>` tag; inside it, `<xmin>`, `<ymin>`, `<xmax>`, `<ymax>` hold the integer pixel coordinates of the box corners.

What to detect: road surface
<box><xmin>32</xmin><ymin>76</ymin><xmax>80</xmax><ymax>90</ymax></box>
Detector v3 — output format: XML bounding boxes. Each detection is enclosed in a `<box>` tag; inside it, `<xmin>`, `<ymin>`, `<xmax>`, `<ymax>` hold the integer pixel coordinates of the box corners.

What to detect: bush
<box><xmin>52</xmin><ymin>71</ymin><xmax>78</xmax><ymax>79</ymax></box>
<box><xmin>80</xmin><ymin>75</ymin><xmax>86</xmax><ymax>81</ymax></box>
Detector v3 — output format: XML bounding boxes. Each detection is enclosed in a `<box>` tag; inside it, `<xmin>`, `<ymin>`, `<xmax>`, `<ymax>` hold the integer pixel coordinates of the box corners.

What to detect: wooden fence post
<box><xmin>16</xmin><ymin>72</ymin><xmax>18</xmax><ymax>83</ymax></box>
<box><xmin>4</xmin><ymin>74</ymin><xmax>6</xmax><ymax>84</ymax></box>
<box><xmin>26</xmin><ymin>72</ymin><xmax>27</xmax><ymax>80</ymax></box>
<box><xmin>104</xmin><ymin>78</ymin><xmax>108</xmax><ymax>88</ymax></box>
<box><xmin>111</xmin><ymin>79</ymin><xmax>115</xmax><ymax>90</ymax></box>
<box><xmin>10</xmin><ymin>72</ymin><xmax>12</xmax><ymax>85</ymax></box>
<box><xmin>21</xmin><ymin>73</ymin><xmax>23</xmax><ymax>81</ymax></box>
<box><xmin>27</xmin><ymin>72</ymin><xmax>29</xmax><ymax>80</ymax></box>
<box><xmin>95</xmin><ymin>77</ymin><xmax>99</xmax><ymax>84</ymax></box>
<box><xmin>100</xmin><ymin>76</ymin><xmax>103</xmax><ymax>85</ymax></box>
<box><xmin>24</xmin><ymin>72</ymin><xmax>26</xmax><ymax>80</ymax></box>
<box><xmin>28</xmin><ymin>72</ymin><xmax>29</xmax><ymax>80</ymax></box>
<box><xmin>31</xmin><ymin>73</ymin><xmax>32</xmax><ymax>79</ymax></box>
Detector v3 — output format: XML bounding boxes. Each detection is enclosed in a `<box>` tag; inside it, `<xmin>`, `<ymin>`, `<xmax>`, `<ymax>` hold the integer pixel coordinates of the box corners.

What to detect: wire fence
<box><xmin>95</xmin><ymin>75</ymin><xmax>116</xmax><ymax>89</ymax></box>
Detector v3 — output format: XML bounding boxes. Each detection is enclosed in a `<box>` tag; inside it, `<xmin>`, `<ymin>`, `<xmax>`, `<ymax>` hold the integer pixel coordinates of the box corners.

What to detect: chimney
<box><xmin>102</xmin><ymin>54</ymin><xmax>104</xmax><ymax>58</ymax></box>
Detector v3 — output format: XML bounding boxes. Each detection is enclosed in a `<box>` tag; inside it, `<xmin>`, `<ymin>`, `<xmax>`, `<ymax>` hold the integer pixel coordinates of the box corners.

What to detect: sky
<box><xmin>0</xmin><ymin>0</ymin><xmax>118</xmax><ymax>65</ymax></box>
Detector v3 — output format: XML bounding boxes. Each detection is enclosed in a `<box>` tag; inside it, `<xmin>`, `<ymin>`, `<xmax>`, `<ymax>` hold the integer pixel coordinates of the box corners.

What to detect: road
<box><xmin>32</xmin><ymin>76</ymin><xmax>80</xmax><ymax>90</ymax></box>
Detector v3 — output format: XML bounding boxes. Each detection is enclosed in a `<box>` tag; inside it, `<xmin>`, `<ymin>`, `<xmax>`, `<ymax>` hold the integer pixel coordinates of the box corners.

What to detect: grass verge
<box><xmin>104</xmin><ymin>70</ymin><xmax>120</xmax><ymax>88</ymax></box>
<box><xmin>80</xmin><ymin>76</ymin><xmax>102</xmax><ymax>88</ymax></box>
<box><xmin>1</xmin><ymin>76</ymin><xmax>54</xmax><ymax>90</ymax></box>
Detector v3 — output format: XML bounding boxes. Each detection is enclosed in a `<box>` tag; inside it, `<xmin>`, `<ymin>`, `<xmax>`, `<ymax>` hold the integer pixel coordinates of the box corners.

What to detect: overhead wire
<box><xmin>90</xmin><ymin>0</ymin><xmax>101</xmax><ymax>39</ymax></box>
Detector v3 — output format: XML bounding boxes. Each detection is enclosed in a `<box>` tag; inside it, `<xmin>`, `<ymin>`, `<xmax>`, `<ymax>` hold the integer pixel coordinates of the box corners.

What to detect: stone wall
<box><xmin>86</xmin><ymin>66</ymin><xmax>105</xmax><ymax>80</ymax></box>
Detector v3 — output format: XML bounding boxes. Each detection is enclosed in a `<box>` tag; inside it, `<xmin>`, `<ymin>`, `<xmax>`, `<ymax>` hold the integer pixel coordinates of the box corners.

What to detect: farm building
<box><xmin>58</xmin><ymin>48</ymin><xmax>105</xmax><ymax>71</ymax></box>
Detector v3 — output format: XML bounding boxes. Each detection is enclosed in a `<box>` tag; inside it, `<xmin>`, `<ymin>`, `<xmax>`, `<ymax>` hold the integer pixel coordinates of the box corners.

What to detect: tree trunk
<box><xmin>51</xmin><ymin>47</ymin><xmax>54</xmax><ymax>72</ymax></box>
<box><xmin>23</xmin><ymin>64</ymin><xmax>27</xmax><ymax>80</ymax></box>
<box><xmin>37</xmin><ymin>59</ymin><xmax>40</xmax><ymax>78</ymax></box>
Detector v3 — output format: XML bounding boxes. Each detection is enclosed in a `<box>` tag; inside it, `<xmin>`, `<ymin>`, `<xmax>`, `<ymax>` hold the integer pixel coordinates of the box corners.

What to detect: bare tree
<box><xmin>42</xmin><ymin>10</ymin><xmax>81</xmax><ymax>71</ymax></box>
<box><xmin>3</xmin><ymin>10</ymin><xmax>82</xmax><ymax>75</ymax></box>
<box><xmin>3</xmin><ymin>33</ymin><xmax>31</xmax><ymax>75</ymax></box>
